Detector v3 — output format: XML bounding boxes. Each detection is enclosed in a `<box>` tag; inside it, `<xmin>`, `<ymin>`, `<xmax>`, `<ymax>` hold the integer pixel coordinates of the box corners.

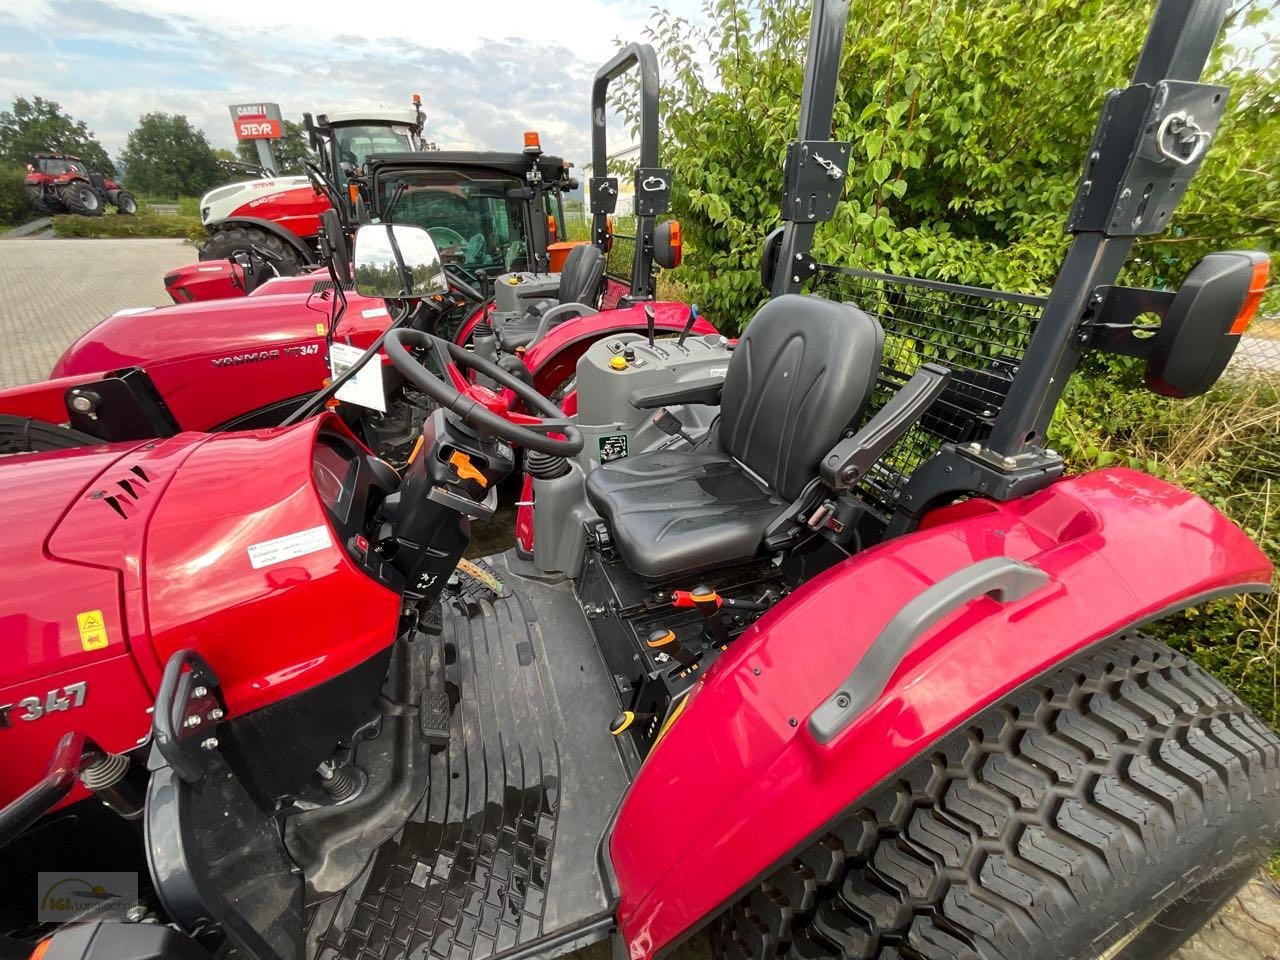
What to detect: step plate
<box><xmin>306</xmin><ymin>555</ymin><xmax>629</xmax><ymax>960</ymax></box>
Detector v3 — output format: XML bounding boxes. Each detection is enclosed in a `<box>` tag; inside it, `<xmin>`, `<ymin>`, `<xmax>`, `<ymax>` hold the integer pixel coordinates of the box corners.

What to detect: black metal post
<box><xmin>769</xmin><ymin>0</ymin><xmax>851</xmax><ymax>298</ymax></box>
<box><xmin>589</xmin><ymin>44</ymin><xmax>663</xmax><ymax>300</ymax></box>
<box><xmin>986</xmin><ymin>0</ymin><xmax>1230</xmax><ymax>456</ymax></box>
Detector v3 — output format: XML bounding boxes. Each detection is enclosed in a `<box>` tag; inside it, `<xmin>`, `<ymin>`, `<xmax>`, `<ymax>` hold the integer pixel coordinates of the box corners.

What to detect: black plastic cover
<box><xmin>1146</xmin><ymin>250</ymin><xmax>1265</xmax><ymax>397</ymax></box>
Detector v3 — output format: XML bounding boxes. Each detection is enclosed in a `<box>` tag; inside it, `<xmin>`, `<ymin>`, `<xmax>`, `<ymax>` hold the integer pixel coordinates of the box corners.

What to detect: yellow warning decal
<box><xmin>315</xmin><ymin>323</ymin><xmax>326</xmax><ymax>335</ymax></box>
<box><xmin>76</xmin><ymin>610</ymin><xmax>109</xmax><ymax>651</ymax></box>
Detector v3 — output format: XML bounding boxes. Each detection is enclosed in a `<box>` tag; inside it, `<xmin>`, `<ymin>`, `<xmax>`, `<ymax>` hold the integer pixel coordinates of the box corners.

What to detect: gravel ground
<box><xmin>0</xmin><ymin>236</ymin><xmax>192</xmax><ymax>387</ymax></box>
<box><xmin>3</xmin><ymin>235</ymin><xmax>1279</xmax><ymax>958</ymax></box>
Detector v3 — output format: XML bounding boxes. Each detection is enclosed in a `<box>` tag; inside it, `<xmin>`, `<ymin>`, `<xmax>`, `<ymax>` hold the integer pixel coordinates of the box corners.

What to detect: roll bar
<box><xmin>772</xmin><ymin>0</ymin><xmax>1236</xmax><ymax>517</ymax></box>
<box><xmin>589</xmin><ymin>43</ymin><xmax>669</xmax><ymax>302</ymax></box>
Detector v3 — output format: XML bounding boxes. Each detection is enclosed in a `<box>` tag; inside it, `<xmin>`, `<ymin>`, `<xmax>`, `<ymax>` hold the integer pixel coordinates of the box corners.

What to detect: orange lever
<box><xmin>448</xmin><ymin>451</ymin><xmax>488</xmax><ymax>488</ymax></box>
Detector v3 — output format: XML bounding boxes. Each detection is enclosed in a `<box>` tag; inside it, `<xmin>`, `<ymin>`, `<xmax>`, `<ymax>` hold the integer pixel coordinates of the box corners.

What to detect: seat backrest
<box><xmin>718</xmin><ymin>294</ymin><xmax>884</xmax><ymax>500</ymax></box>
<box><xmin>557</xmin><ymin>243</ymin><xmax>606</xmax><ymax>306</ymax></box>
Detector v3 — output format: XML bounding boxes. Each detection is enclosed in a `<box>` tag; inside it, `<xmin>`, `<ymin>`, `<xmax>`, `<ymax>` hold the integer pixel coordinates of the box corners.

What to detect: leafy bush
<box><xmin>0</xmin><ymin>167</ymin><xmax>28</xmax><ymax>225</ymax></box>
<box><xmin>621</xmin><ymin>0</ymin><xmax>1278</xmax><ymax>332</ymax></box>
<box><xmin>52</xmin><ymin>206</ymin><xmax>201</xmax><ymax>240</ymax></box>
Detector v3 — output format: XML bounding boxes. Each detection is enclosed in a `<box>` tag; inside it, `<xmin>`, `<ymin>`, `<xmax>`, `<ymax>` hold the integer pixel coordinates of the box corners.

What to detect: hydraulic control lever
<box><xmin>677</xmin><ymin>304</ymin><xmax>700</xmax><ymax>348</ymax></box>
<box><xmin>644</xmin><ymin>302</ymin><xmax>656</xmax><ymax>347</ymax></box>
<box><xmin>610</xmin><ymin>710</ymin><xmax>655</xmax><ymax>736</ymax></box>
<box><xmin>647</xmin><ymin>628</ymin><xmax>698</xmax><ymax>669</ymax></box>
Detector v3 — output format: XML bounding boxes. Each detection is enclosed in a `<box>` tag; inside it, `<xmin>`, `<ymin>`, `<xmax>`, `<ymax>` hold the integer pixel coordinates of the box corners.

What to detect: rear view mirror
<box><xmin>653</xmin><ymin>220</ymin><xmax>682</xmax><ymax>270</ymax></box>
<box><xmin>353</xmin><ymin>224</ymin><xmax>447</xmax><ymax>300</ymax></box>
<box><xmin>1146</xmin><ymin>251</ymin><xmax>1269</xmax><ymax>397</ymax></box>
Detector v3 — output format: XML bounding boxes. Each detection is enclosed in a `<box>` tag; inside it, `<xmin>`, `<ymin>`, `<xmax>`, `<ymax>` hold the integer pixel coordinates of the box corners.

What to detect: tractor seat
<box><xmin>497</xmin><ymin>244</ymin><xmax>606</xmax><ymax>351</ymax></box>
<box><xmin>585</xmin><ymin>294</ymin><xmax>884</xmax><ymax>580</ymax></box>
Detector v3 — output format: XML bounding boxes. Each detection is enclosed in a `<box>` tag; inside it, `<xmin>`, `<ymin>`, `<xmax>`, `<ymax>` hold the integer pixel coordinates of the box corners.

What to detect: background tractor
<box><xmin>23</xmin><ymin>153</ymin><xmax>136</xmax><ymax>217</ymax></box>
<box><xmin>196</xmin><ymin>99</ymin><xmax>427</xmax><ymax>272</ymax></box>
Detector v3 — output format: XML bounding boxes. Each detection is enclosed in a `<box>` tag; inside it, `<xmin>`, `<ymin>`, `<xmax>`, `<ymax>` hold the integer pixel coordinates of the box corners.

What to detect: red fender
<box><xmin>609</xmin><ymin>468</ymin><xmax>1271</xmax><ymax>959</ymax></box>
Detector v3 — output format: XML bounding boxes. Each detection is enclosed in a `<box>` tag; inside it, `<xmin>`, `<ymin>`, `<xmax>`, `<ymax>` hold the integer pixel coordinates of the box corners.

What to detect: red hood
<box><xmin>0</xmin><ymin>417</ymin><xmax>398</xmax><ymax>810</ymax></box>
<box><xmin>50</xmin><ymin>291</ymin><xmax>395</xmax><ymax>431</ymax></box>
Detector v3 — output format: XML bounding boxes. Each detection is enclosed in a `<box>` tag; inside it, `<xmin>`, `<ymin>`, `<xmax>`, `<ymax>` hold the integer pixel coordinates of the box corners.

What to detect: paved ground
<box><xmin>0</xmin><ymin>236</ymin><xmax>192</xmax><ymax>387</ymax></box>
<box><xmin>2</xmin><ymin>235</ymin><xmax>1280</xmax><ymax>957</ymax></box>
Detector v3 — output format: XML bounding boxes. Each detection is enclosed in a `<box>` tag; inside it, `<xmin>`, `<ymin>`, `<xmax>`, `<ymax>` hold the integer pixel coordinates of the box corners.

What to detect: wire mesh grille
<box><xmin>812</xmin><ymin>265</ymin><xmax>1047</xmax><ymax>513</ymax></box>
<box><xmin>605</xmin><ymin>233</ymin><xmax>636</xmax><ymax>284</ymax></box>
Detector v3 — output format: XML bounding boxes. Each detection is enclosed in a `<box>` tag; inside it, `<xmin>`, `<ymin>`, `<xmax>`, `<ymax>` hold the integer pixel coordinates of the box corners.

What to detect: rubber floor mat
<box><xmin>305</xmin><ymin>555</ymin><xmax>629</xmax><ymax>960</ymax></box>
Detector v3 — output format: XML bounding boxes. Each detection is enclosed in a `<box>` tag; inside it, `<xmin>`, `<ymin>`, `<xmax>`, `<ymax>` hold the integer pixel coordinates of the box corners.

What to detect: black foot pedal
<box><xmin>420</xmin><ymin>600</ymin><xmax>443</xmax><ymax>636</ymax></box>
<box><xmin>418</xmin><ymin>689</ymin><xmax>450</xmax><ymax>745</ymax></box>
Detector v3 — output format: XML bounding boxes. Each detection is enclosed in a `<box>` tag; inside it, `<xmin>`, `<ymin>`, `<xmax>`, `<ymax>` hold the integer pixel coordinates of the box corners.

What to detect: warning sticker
<box><xmin>76</xmin><ymin>610</ymin><xmax>109</xmax><ymax>651</ymax></box>
<box><xmin>599</xmin><ymin>434</ymin><xmax>629</xmax><ymax>463</ymax></box>
<box><xmin>247</xmin><ymin>525</ymin><xmax>332</xmax><ymax>570</ymax></box>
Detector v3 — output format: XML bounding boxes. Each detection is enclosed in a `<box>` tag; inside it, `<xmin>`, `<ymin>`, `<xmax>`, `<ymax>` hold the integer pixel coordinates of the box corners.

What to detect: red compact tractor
<box><xmin>3</xmin><ymin>3</ymin><xmax>1278</xmax><ymax>960</ymax></box>
<box><xmin>24</xmin><ymin>153</ymin><xmax>137</xmax><ymax>217</ymax></box>
<box><xmin>194</xmin><ymin>101</ymin><xmax>428</xmax><ymax>273</ymax></box>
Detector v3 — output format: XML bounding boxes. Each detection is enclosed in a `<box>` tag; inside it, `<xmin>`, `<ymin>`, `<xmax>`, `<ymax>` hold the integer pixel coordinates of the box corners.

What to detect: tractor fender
<box><xmin>206</xmin><ymin>216</ymin><xmax>317</xmax><ymax>265</ymax></box>
<box><xmin>609</xmin><ymin>467</ymin><xmax>1272</xmax><ymax>960</ymax></box>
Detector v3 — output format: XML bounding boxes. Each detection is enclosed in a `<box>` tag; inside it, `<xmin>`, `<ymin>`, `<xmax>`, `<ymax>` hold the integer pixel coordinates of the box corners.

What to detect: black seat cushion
<box><xmin>585</xmin><ymin>294</ymin><xmax>883</xmax><ymax>580</ymax></box>
<box><xmin>718</xmin><ymin>294</ymin><xmax>884</xmax><ymax>500</ymax></box>
<box><xmin>584</xmin><ymin>449</ymin><xmax>786</xmax><ymax>580</ymax></box>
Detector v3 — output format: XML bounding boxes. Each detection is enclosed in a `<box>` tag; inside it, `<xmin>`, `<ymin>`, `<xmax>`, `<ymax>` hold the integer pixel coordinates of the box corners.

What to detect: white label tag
<box><xmin>329</xmin><ymin>341</ymin><xmax>386</xmax><ymax>413</ymax></box>
<box><xmin>112</xmin><ymin>306</ymin><xmax>156</xmax><ymax>316</ymax></box>
<box><xmin>361</xmin><ymin>306</ymin><xmax>389</xmax><ymax>319</ymax></box>
<box><xmin>247</xmin><ymin>525</ymin><xmax>331</xmax><ymax>569</ymax></box>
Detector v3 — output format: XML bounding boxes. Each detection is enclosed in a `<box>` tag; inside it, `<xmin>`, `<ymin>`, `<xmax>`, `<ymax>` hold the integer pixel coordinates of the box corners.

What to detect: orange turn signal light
<box><xmin>347</xmin><ymin>181</ymin><xmax>359</xmax><ymax>205</ymax></box>
<box><xmin>1229</xmin><ymin>257</ymin><xmax>1271</xmax><ymax>335</ymax></box>
<box><xmin>546</xmin><ymin>214</ymin><xmax>557</xmax><ymax>239</ymax></box>
<box><xmin>668</xmin><ymin>219</ymin><xmax>683</xmax><ymax>267</ymax></box>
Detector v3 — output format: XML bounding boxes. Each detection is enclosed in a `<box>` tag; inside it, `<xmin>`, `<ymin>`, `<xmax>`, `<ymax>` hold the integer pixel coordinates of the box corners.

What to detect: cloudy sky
<box><xmin>0</xmin><ymin>0</ymin><xmax>709</xmax><ymax>167</ymax></box>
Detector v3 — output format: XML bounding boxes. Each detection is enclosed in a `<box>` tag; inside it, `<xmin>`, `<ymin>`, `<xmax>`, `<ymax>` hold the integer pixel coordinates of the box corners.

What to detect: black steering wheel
<box><xmin>385</xmin><ymin>328</ymin><xmax>582</xmax><ymax>457</ymax></box>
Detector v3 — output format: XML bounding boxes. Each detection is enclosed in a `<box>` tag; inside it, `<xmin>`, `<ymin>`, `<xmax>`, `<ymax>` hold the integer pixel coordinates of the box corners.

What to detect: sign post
<box><xmin>229</xmin><ymin>102</ymin><xmax>284</xmax><ymax>176</ymax></box>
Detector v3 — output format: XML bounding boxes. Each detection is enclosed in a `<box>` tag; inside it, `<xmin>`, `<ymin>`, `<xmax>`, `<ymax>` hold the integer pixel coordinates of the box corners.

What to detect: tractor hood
<box><xmin>0</xmin><ymin>417</ymin><xmax>400</xmax><ymax>811</ymax></box>
<box><xmin>50</xmin><ymin>291</ymin><xmax>394</xmax><ymax>431</ymax></box>
<box><xmin>200</xmin><ymin>176</ymin><xmax>310</xmax><ymax>224</ymax></box>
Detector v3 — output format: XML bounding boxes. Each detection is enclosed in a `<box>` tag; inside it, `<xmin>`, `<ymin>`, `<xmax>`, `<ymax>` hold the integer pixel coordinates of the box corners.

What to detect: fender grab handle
<box><xmin>808</xmin><ymin>557</ymin><xmax>1049</xmax><ymax>744</ymax></box>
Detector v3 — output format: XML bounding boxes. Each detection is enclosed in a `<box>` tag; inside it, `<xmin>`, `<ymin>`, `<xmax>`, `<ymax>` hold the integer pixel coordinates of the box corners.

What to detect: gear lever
<box><xmin>643</xmin><ymin>302</ymin><xmax>656</xmax><ymax>348</ymax></box>
<box><xmin>677</xmin><ymin>304</ymin><xmax>699</xmax><ymax>348</ymax></box>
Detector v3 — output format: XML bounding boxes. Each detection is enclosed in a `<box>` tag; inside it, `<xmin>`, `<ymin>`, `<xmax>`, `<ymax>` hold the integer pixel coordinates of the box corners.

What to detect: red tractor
<box><xmin>4</xmin><ymin>5</ymin><xmax>1277</xmax><ymax>960</ymax></box>
<box><xmin>24</xmin><ymin>153</ymin><xmax>137</xmax><ymax>217</ymax></box>
<box><xmin>195</xmin><ymin>101</ymin><xmax>427</xmax><ymax>273</ymax></box>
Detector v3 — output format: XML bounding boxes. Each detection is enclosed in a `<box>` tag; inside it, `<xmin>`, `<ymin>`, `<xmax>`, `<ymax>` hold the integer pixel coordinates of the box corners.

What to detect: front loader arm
<box><xmin>608</xmin><ymin>467</ymin><xmax>1271</xmax><ymax>959</ymax></box>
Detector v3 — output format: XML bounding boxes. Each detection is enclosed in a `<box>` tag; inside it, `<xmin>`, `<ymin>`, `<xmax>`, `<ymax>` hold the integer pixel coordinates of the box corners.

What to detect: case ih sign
<box><xmin>230</xmin><ymin>103</ymin><xmax>284</xmax><ymax>140</ymax></box>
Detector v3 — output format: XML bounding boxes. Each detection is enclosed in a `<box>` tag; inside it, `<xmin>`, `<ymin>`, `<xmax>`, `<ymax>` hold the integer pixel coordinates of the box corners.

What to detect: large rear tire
<box><xmin>199</xmin><ymin>224</ymin><xmax>303</xmax><ymax>275</ymax></box>
<box><xmin>59</xmin><ymin>181</ymin><xmax>103</xmax><ymax>217</ymax></box>
<box><xmin>712</xmin><ymin>632</ymin><xmax>1280</xmax><ymax>960</ymax></box>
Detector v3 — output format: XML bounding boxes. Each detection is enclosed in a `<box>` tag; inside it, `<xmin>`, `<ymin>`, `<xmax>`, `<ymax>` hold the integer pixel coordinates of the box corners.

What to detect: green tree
<box><xmin>0</xmin><ymin>96</ymin><xmax>115</xmax><ymax>175</ymax></box>
<box><xmin>623</xmin><ymin>0</ymin><xmax>1279</xmax><ymax>330</ymax></box>
<box><xmin>119</xmin><ymin>113</ymin><xmax>224</xmax><ymax>197</ymax></box>
<box><xmin>237</xmin><ymin>119</ymin><xmax>313</xmax><ymax>175</ymax></box>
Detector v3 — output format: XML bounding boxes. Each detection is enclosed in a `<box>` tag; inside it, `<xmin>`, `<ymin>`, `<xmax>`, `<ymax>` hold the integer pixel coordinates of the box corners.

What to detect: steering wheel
<box><xmin>428</xmin><ymin>226</ymin><xmax>467</xmax><ymax>250</ymax></box>
<box><xmin>385</xmin><ymin>328</ymin><xmax>583</xmax><ymax>457</ymax></box>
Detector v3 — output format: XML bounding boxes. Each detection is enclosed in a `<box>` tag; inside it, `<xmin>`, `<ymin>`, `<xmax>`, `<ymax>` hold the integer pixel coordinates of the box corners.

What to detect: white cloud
<box><xmin>0</xmin><ymin>0</ymin><xmax>711</xmax><ymax>166</ymax></box>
